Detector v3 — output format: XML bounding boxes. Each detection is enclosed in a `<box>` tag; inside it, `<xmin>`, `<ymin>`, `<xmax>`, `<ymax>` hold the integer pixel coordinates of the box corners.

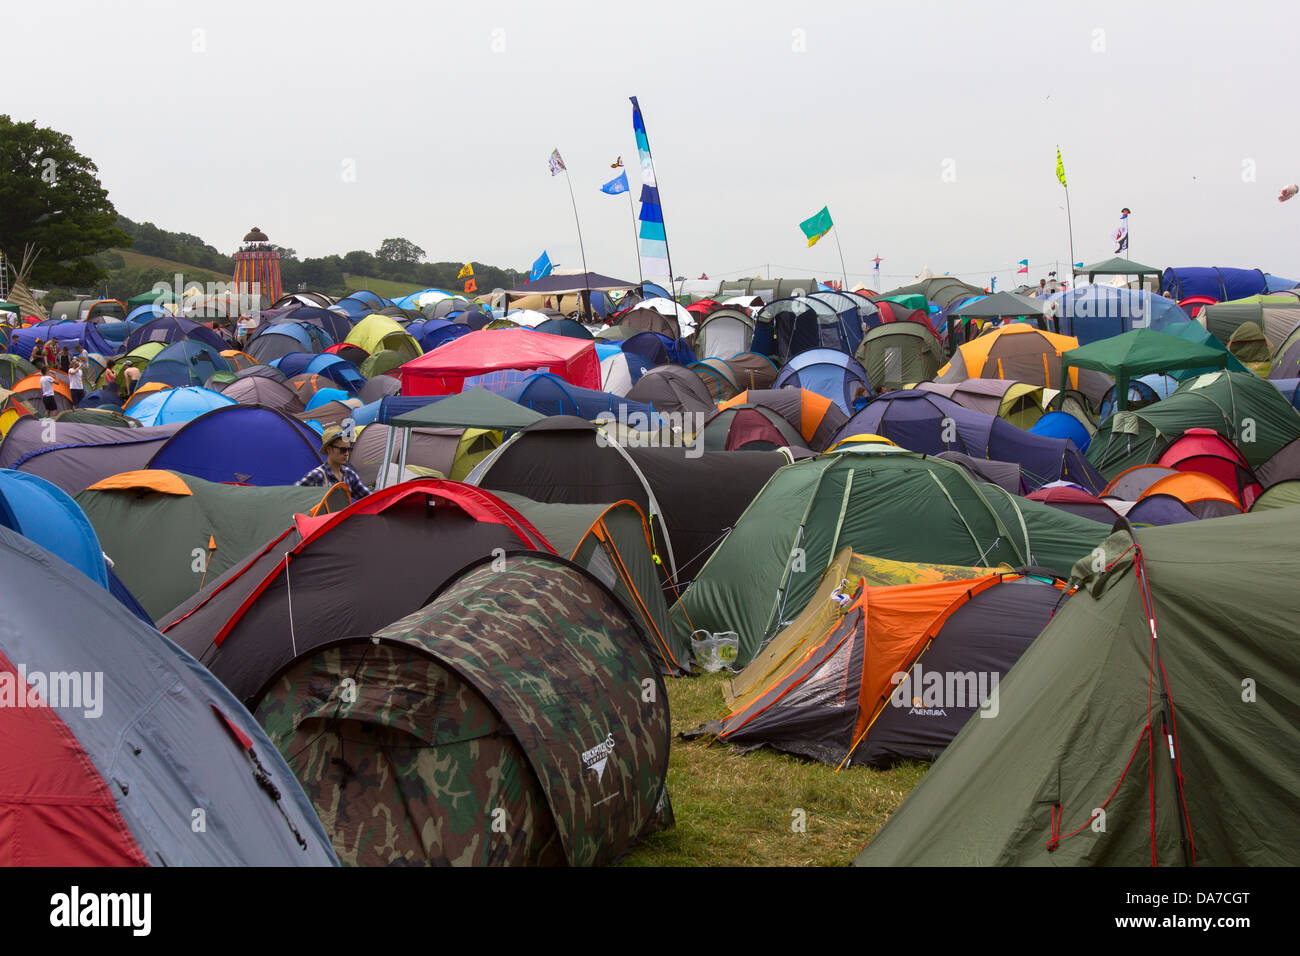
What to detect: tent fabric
<box><xmin>1155</xmin><ymin>427</ymin><xmax>1262</xmax><ymax>508</ymax></box>
<box><xmin>1087</xmin><ymin>371</ymin><xmax>1300</xmax><ymax>479</ymax></box>
<box><xmin>834</xmin><ymin>391</ymin><xmax>1104</xmax><ymax>493</ymax></box>
<box><xmin>0</xmin><ymin>469</ymin><xmax>110</xmax><ymax>588</ymax></box>
<box><xmin>855</xmin><ymin>322</ymin><xmax>946</xmax><ymax>392</ymax></box>
<box><xmin>124</xmin><ymin>315</ymin><xmax>227</xmax><ymax>354</ymax></box>
<box><xmin>389</xmin><ymin>387</ymin><xmax>545</xmax><ymax>430</ymax></box>
<box><xmin>702</xmin><ymin>405</ymin><xmax>806</xmax><ymax>452</ymax></box>
<box><xmin>158</xmin><ymin>480</ymin><xmax>553</xmax><ymax>705</ymax></box>
<box><xmin>1161</xmin><ymin>266</ymin><xmax>1269</xmax><ymax>302</ymax></box>
<box><xmin>77</xmin><ymin>472</ymin><xmax>350</xmax><ymax>620</ymax></box>
<box><xmin>674</xmin><ymin>452</ymin><xmax>1109</xmax><ymax>666</ymax></box>
<box><xmin>692</xmin><ymin>308</ymin><xmax>756</xmax><ymax>358</ymax></box>
<box><xmin>124</xmin><ymin>385</ymin><xmax>236</xmax><ymax>427</ymax></box>
<box><xmin>1061</xmin><ymin>329</ymin><xmax>1230</xmax><ymax>411</ymax></box>
<box><xmin>773</xmin><ymin>348</ymin><xmax>873</xmax><ymax>415</ymax></box>
<box><xmin>1048</xmin><ymin>287</ymin><xmax>1186</xmax><ymax>345</ymax></box>
<box><xmin>254</xmin><ymin>552</ymin><xmax>669</xmax><ymax>867</ymax></box>
<box><xmin>625</xmin><ymin>364</ymin><xmax>716</xmax><ymax>416</ymax></box>
<box><xmin>504</xmin><ymin>373</ymin><xmax>665</xmax><ymax>425</ymax></box>
<box><xmin>719</xmin><ymin>388</ymin><xmax>848</xmax><ymax>452</ymax></box>
<box><xmin>145</xmin><ymin>404</ymin><xmax>324</xmax><ymax>486</ymax></box>
<box><xmin>0</xmin><ymin>418</ymin><xmax>185</xmax><ymax>494</ymax></box>
<box><xmin>939</xmin><ymin>324</ymin><xmax>1086</xmax><ymax>392</ymax></box>
<box><xmin>0</xmin><ymin>525</ymin><xmax>338</xmax><ymax>867</ymax></box>
<box><xmin>857</xmin><ymin>513</ymin><xmax>1300</xmax><ymax>866</ymax></box>
<box><xmin>400</xmin><ymin>329</ymin><xmax>600</xmax><ymax>396</ymax></box>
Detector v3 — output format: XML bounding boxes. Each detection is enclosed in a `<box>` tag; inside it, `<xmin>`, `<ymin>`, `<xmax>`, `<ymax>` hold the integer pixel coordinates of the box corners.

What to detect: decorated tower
<box><xmin>231</xmin><ymin>226</ymin><xmax>282</xmax><ymax>307</ymax></box>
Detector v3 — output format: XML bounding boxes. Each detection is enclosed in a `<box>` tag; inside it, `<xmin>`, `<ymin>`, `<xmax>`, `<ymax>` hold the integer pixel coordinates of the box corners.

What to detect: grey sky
<box><xmin>9</xmin><ymin>0</ymin><xmax>1298</xmax><ymax>289</ymax></box>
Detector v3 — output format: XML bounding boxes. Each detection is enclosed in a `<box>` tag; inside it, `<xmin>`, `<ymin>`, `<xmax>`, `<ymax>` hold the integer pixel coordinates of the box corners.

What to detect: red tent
<box><xmin>399</xmin><ymin>328</ymin><xmax>601</xmax><ymax>396</ymax></box>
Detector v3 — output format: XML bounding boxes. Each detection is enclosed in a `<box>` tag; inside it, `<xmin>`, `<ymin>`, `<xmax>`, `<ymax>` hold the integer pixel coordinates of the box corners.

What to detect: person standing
<box><xmin>68</xmin><ymin>357</ymin><xmax>85</xmax><ymax>407</ymax></box>
<box><xmin>38</xmin><ymin>364</ymin><xmax>58</xmax><ymax>417</ymax></box>
<box><xmin>29</xmin><ymin>338</ymin><xmax>43</xmax><ymax>364</ymax></box>
<box><xmin>43</xmin><ymin>339</ymin><xmax>58</xmax><ymax>369</ymax></box>
<box><xmin>59</xmin><ymin>345</ymin><xmax>71</xmax><ymax>373</ymax></box>
<box><xmin>297</xmin><ymin>425</ymin><xmax>371</xmax><ymax>499</ymax></box>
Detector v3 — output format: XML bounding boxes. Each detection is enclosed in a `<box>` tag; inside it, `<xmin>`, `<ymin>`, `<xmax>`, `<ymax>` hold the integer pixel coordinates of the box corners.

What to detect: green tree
<box><xmin>376</xmin><ymin>237</ymin><xmax>425</xmax><ymax>266</ymax></box>
<box><xmin>0</xmin><ymin>115</ymin><xmax>130</xmax><ymax>287</ymax></box>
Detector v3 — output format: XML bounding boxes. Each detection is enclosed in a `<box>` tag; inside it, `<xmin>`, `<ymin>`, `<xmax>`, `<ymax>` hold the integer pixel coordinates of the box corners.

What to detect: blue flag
<box><xmin>600</xmin><ymin>170</ymin><xmax>630</xmax><ymax>195</ymax></box>
<box><xmin>530</xmin><ymin>251</ymin><xmax>552</xmax><ymax>282</ymax></box>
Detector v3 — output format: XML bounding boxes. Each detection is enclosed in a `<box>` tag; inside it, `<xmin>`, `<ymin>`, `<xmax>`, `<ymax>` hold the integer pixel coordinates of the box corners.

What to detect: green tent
<box><xmin>76</xmin><ymin>471</ymin><xmax>352</xmax><ymax>619</ymax></box>
<box><xmin>1061</xmin><ymin>329</ymin><xmax>1230</xmax><ymax>411</ymax></box>
<box><xmin>492</xmin><ymin>492</ymin><xmax>685</xmax><ymax>674</ymax></box>
<box><xmin>1072</xmin><ymin>256</ymin><xmax>1163</xmax><ymax>287</ymax></box>
<box><xmin>855</xmin><ymin>322</ymin><xmax>946</xmax><ymax>392</ymax></box>
<box><xmin>857</xmin><ymin>510</ymin><xmax>1300</xmax><ymax>866</ymax></box>
<box><xmin>673</xmin><ymin>452</ymin><xmax>1109</xmax><ymax>666</ymax></box>
<box><xmin>1199</xmin><ymin>294</ymin><xmax>1300</xmax><ymax>345</ymax></box>
<box><xmin>390</xmin><ymin>388</ymin><xmax>545</xmax><ymax>431</ymax></box>
<box><xmin>1160</xmin><ymin>319</ymin><xmax>1251</xmax><ymax>378</ymax></box>
<box><xmin>875</xmin><ymin>293</ymin><xmax>929</xmax><ymax>311</ymax></box>
<box><xmin>1086</xmin><ymin>371</ymin><xmax>1300</xmax><ymax>479</ymax></box>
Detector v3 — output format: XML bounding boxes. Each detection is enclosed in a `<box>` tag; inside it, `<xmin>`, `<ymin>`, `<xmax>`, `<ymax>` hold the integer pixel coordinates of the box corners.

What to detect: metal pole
<box><xmin>562</xmin><ymin>166</ymin><xmax>591</xmax><ymax>319</ymax></box>
<box><xmin>626</xmin><ymin>189</ymin><xmax>644</xmax><ymax>287</ymax></box>
<box><xmin>832</xmin><ymin>229</ymin><xmax>849</xmax><ymax>290</ymax></box>
<box><xmin>1064</xmin><ymin>187</ymin><xmax>1077</xmax><ymax>288</ymax></box>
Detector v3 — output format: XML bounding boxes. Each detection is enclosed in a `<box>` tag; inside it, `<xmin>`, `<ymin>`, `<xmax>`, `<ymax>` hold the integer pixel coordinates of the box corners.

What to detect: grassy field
<box><xmin>620</xmin><ymin>671</ymin><xmax>928</xmax><ymax>866</ymax></box>
<box><xmin>110</xmin><ymin>248</ymin><xmax>228</xmax><ymax>282</ymax></box>
<box><xmin>343</xmin><ymin>275</ymin><xmax>429</xmax><ymax>298</ymax></box>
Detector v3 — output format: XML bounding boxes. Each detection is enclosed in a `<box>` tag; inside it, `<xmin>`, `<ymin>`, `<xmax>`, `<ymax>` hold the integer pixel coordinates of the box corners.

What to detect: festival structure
<box><xmin>231</xmin><ymin>226</ymin><xmax>283</xmax><ymax>308</ymax></box>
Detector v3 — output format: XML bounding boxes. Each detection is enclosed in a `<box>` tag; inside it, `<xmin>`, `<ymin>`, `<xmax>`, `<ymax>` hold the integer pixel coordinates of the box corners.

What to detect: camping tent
<box><xmin>399</xmin><ymin>329</ymin><xmax>600</xmax><ymax>396</ymax></box>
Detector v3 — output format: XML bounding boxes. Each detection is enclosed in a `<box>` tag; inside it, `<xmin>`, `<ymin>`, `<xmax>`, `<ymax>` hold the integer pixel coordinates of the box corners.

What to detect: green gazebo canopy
<box><xmin>1072</xmin><ymin>257</ymin><xmax>1163</xmax><ymax>282</ymax></box>
<box><xmin>389</xmin><ymin>388</ymin><xmax>545</xmax><ymax>430</ymax></box>
<box><xmin>1061</xmin><ymin>328</ymin><xmax>1230</xmax><ymax>411</ymax></box>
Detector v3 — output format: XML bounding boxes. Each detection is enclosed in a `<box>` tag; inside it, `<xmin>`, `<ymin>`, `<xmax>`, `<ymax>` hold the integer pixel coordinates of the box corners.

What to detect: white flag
<box><xmin>548</xmin><ymin>149</ymin><xmax>566</xmax><ymax>177</ymax></box>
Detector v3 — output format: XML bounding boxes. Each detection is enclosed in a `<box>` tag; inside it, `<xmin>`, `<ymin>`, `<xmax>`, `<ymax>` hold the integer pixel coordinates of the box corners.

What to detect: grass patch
<box><xmin>343</xmin><ymin>275</ymin><xmax>429</xmax><ymax>298</ymax></box>
<box><xmin>111</xmin><ymin>249</ymin><xmax>227</xmax><ymax>282</ymax></box>
<box><xmin>620</xmin><ymin>671</ymin><xmax>929</xmax><ymax>867</ymax></box>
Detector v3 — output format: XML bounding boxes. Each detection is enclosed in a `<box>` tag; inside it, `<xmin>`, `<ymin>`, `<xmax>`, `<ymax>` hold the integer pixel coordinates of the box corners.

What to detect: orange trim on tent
<box><xmin>799</xmin><ymin>390</ymin><xmax>833</xmax><ymax>443</ymax></box>
<box><xmin>717</xmin><ymin>390</ymin><xmax>750</xmax><ymax>413</ymax></box>
<box><xmin>86</xmin><ymin>470</ymin><xmax>194</xmax><ymax>496</ymax></box>
<box><xmin>10</xmin><ymin>374</ymin><xmax>72</xmax><ymax>401</ymax></box>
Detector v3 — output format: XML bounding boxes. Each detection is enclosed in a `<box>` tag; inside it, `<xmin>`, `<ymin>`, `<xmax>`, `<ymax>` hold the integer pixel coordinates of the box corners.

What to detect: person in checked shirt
<box><xmin>298</xmin><ymin>424</ymin><xmax>371</xmax><ymax>499</ymax></box>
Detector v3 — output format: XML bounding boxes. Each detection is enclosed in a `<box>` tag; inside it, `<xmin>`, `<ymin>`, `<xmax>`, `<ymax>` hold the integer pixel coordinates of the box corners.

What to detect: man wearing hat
<box><xmin>298</xmin><ymin>424</ymin><xmax>371</xmax><ymax>499</ymax></box>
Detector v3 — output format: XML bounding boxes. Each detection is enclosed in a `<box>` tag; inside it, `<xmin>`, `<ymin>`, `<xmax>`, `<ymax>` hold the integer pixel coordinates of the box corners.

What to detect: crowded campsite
<box><xmin>3</xmin><ymin>9</ymin><xmax>1299</xmax><ymax>887</ymax></box>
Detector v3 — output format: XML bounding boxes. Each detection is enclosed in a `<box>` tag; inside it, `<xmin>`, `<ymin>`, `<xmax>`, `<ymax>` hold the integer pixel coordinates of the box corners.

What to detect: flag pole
<box><xmin>832</xmin><ymin>229</ymin><xmax>849</xmax><ymax>290</ymax></box>
<box><xmin>1064</xmin><ymin>185</ymin><xmax>1077</xmax><ymax>287</ymax></box>
<box><xmin>625</xmin><ymin>188</ymin><xmax>644</xmax><ymax>287</ymax></box>
<box><xmin>562</xmin><ymin>166</ymin><xmax>591</xmax><ymax>319</ymax></box>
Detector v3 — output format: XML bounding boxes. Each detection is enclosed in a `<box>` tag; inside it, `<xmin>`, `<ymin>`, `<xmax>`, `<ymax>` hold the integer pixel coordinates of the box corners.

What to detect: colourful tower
<box><xmin>231</xmin><ymin>226</ymin><xmax>282</xmax><ymax>307</ymax></box>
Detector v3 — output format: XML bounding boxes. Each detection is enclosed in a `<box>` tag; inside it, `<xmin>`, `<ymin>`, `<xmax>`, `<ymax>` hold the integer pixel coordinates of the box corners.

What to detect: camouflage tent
<box><xmin>255</xmin><ymin>552</ymin><xmax>671</xmax><ymax>866</ymax></box>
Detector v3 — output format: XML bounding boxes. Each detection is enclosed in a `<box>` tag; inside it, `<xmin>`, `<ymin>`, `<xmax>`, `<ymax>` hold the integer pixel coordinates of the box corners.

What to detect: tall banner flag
<box><xmin>1017</xmin><ymin>258</ymin><xmax>1029</xmax><ymax>274</ymax></box>
<box><xmin>530</xmin><ymin>251</ymin><xmax>553</xmax><ymax>282</ymax></box>
<box><xmin>1056</xmin><ymin>147</ymin><xmax>1067</xmax><ymax>188</ymax></box>
<box><xmin>457</xmin><ymin>263</ymin><xmax>474</xmax><ymax>280</ymax></box>
<box><xmin>600</xmin><ymin>170</ymin><xmax>630</xmax><ymax>195</ymax></box>
<box><xmin>548</xmin><ymin>149</ymin><xmax>566</xmax><ymax>176</ymax></box>
<box><xmin>991</xmin><ymin>276</ymin><xmax>997</xmax><ymax>291</ymax></box>
<box><xmin>463</xmin><ymin>278</ymin><xmax>477</xmax><ymax>294</ymax></box>
<box><xmin>1114</xmin><ymin>207</ymin><xmax>1130</xmax><ymax>253</ymax></box>
<box><xmin>799</xmin><ymin>206</ymin><xmax>834</xmax><ymax>246</ymax></box>
<box><xmin>631</xmin><ymin>96</ymin><xmax>674</xmax><ymax>283</ymax></box>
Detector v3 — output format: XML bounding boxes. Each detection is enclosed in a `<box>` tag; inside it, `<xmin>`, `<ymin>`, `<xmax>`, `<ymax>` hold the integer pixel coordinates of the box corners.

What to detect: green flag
<box><xmin>799</xmin><ymin>206</ymin><xmax>834</xmax><ymax>247</ymax></box>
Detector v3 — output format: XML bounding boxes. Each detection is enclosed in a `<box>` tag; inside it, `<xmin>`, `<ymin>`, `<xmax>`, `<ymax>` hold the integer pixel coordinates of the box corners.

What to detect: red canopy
<box><xmin>399</xmin><ymin>328</ymin><xmax>601</xmax><ymax>396</ymax></box>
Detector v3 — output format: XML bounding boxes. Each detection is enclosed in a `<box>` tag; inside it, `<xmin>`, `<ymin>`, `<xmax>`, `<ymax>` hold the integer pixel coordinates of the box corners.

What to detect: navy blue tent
<box><xmin>274</xmin><ymin>305</ymin><xmax>353</xmax><ymax>343</ymax></box>
<box><xmin>622</xmin><ymin>331</ymin><xmax>696</xmax><ymax>367</ymax></box>
<box><xmin>834</xmin><ymin>391</ymin><xmax>1104</xmax><ymax>493</ymax></box>
<box><xmin>504</xmin><ymin>373</ymin><xmax>666</xmax><ymax>425</ymax></box>
<box><xmin>11</xmin><ymin>320</ymin><xmax>116</xmax><ymax>360</ymax></box>
<box><xmin>1161</xmin><ymin>266</ymin><xmax>1268</xmax><ymax>301</ymax></box>
<box><xmin>1048</xmin><ymin>287</ymin><xmax>1185</xmax><ymax>344</ymax></box>
<box><xmin>1028</xmin><ymin>410</ymin><xmax>1094</xmax><ymax>454</ymax></box>
<box><xmin>146</xmin><ymin>405</ymin><xmax>323</xmax><ymax>485</ymax></box>
<box><xmin>246</xmin><ymin>322</ymin><xmax>334</xmax><ymax>362</ymax></box>
<box><xmin>333</xmin><ymin>292</ymin><xmax>393</xmax><ymax>318</ymax></box>
<box><xmin>753</xmin><ymin>297</ymin><xmax>864</xmax><ymax>361</ymax></box>
<box><xmin>420</xmin><ymin>321</ymin><xmax>472</xmax><ymax>351</ymax></box>
<box><xmin>124</xmin><ymin>315</ymin><xmax>228</xmax><ymax>354</ymax></box>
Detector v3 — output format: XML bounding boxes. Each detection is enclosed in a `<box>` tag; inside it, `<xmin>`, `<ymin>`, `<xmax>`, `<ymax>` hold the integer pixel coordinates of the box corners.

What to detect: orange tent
<box><xmin>937</xmin><ymin>324</ymin><xmax>1081</xmax><ymax>389</ymax></box>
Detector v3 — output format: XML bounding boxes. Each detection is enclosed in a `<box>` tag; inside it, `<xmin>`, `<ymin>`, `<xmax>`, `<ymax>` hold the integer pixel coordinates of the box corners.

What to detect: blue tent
<box><xmin>126</xmin><ymin>303</ymin><xmax>172</xmax><ymax>328</ymax></box>
<box><xmin>126</xmin><ymin>386</ymin><xmax>236</xmax><ymax>426</ymax></box>
<box><xmin>146</xmin><ymin>405</ymin><xmax>323</xmax><ymax>485</ymax></box>
<box><xmin>535</xmin><ymin>317</ymin><xmax>595</xmax><ymax>339</ymax></box>
<box><xmin>0</xmin><ymin>524</ymin><xmax>338</xmax><ymax>867</ymax></box>
<box><xmin>334</xmin><ymin>291</ymin><xmax>394</xmax><ymax>318</ymax></box>
<box><xmin>1265</xmin><ymin>275</ymin><xmax>1300</xmax><ymax>293</ymax></box>
<box><xmin>773</xmin><ymin>348</ymin><xmax>873</xmax><ymax>415</ymax></box>
<box><xmin>1161</xmin><ymin>266</ymin><xmax>1268</xmax><ymax>301</ymax></box>
<box><xmin>421</xmin><ymin>322</ymin><xmax>473</xmax><ymax>351</ymax></box>
<box><xmin>0</xmin><ymin>469</ymin><xmax>109</xmax><ymax>588</ymax></box>
<box><xmin>1028</xmin><ymin>411</ymin><xmax>1094</xmax><ymax>455</ymax></box>
<box><xmin>273</xmin><ymin>306</ymin><xmax>353</xmax><ymax>343</ymax></box>
<box><xmin>305</xmin><ymin>387</ymin><xmax>350</xmax><ymax>410</ymax></box>
<box><xmin>124</xmin><ymin>315</ymin><xmax>228</xmax><ymax>354</ymax></box>
<box><xmin>138</xmin><ymin>339</ymin><xmax>232</xmax><ymax>388</ymax></box>
<box><xmin>753</xmin><ymin>297</ymin><xmax>864</xmax><ymax>360</ymax></box>
<box><xmin>11</xmin><ymin>320</ymin><xmax>117</xmax><ymax>360</ymax></box>
<box><xmin>94</xmin><ymin>319</ymin><xmax>130</xmax><ymax>349</ymax></box>
<box><xmin>1096</xmin><ymin>376</ymin><xmax>1177</xmax><ymax>419</ymax></box>
<box><xmin>271</xmin><ymin>352</ymin><xmax>364</xmax><ymax>392</ymax></box>
<box><xmin>1048</xmin><ymin>287</ymin><xmax>1185</xmax><ymax>344</ymax></box>
<box><xmin>246</xmin><ymin>322</ymin><xmax>334</xmax><ymax>362</ymax></box>
<box><xmin>836</xmin><ymin>391</ymin><xmax>1103</xmax><ymax>493</ymax></box>
<box><xmin>1269</xmin><ymin>378</ymin><xmax>1300</xmax><ymax>411</ymax></box>
<box><xmin>622</xmin><ymin>331</ymin><xmax>696</xmax><ymax>367</ymax></box>
<box><xmin>503</xmin><ymin>373</ymin><xmax>666</xmax><ymax>425</ymax></box>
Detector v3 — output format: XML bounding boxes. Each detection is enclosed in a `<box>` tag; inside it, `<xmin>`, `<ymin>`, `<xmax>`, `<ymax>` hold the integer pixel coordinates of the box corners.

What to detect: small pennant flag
<box><xmin>799</xmin><ymin>206</ymin><xmax>834</xmax><ymax>247</ymax></box>
<box><xmin>1114</xmin><ymin>208</ymin><xmax>1130</xmax><ymax>253</ymax></box>
<box><xmin>548</xmin><ymin>149</ymin><xmax>566</xmax><ymax>176</ymax></box>
<box><xmin>457</xmin><ymin>263</ymin><xmax>473</xmax><ymax>280</ymax></box>
<box><xmin>1056</xmin><ymin>146</ymin><xmax>1067</xmax><ymax>188</ymax></box>
<box><xmin>991</xmin><ymin>277</ymin><xmax>997</xmax><ymax>290</ymax></box>
<box><xmin>1017</xmin><ymin>259</ymin><xmax>1029</xmax><ymax>274</ymax></box>
<box><xmin>611</xmin><ymin>156</ymin><xmax>624</xmax><ymax>168</ymax></box>
<box><xmin>463</xmin><ymin>278</ymin><xmax>477</xmax><ymax>294</ymax></box>
<box><xmin>600</xmin><ymin>170</ymin><xmax>630</xmax><ymax>195</ymax></box>
<box><xmin>530</xmin><ymin>251</ymin><xmax>553</xmax><ymax>282</ymax></box>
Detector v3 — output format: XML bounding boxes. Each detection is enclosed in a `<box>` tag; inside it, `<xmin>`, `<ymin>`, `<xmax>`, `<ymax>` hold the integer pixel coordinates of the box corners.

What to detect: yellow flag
<box><xmin>457</xmin><ymin>262</ymin><xmax>473</xmax><ymax>279</ymax></box>
<box><xmin>1056</xmin><ymin>146</ymin><xmax>1067</xmax><ymax>188</ymax></box>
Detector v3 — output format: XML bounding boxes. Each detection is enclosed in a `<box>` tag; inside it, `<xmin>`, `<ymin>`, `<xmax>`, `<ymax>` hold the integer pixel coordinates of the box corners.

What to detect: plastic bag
<box><xmin>690</xmin><ymin>630</ymin><xmax>740</xmax><ymax>673</ymax></box>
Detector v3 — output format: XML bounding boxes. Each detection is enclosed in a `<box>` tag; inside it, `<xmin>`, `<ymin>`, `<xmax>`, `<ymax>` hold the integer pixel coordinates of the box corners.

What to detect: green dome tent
<box><xmin>857</xmin><ymin>510</ymin><xmax>1300</xmax><ymax>866</ymax></box>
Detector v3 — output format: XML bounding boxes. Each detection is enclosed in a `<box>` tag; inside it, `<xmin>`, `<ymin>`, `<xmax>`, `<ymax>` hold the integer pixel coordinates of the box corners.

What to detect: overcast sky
<box><xmin>8</xmin><ymin>0</ymin><xmax>1299</xmax><ymax>289</ymax></box>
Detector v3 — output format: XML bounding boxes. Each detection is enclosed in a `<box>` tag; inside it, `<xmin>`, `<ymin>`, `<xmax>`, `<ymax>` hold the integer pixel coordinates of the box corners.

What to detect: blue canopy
<box><xmin>11</xmin><ymin>320</ymin><xmax>117</xmax><ymax>360</ymax></box>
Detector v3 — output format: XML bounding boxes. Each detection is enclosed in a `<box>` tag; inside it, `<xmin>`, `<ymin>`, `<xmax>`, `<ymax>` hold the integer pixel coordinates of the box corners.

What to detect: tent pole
<box><xmin>1064</xmin><ymin>186</ymin><xmax>1077</xmax><ymax>289</ymax></box>
<box><xmin>378</xmin><ymin>420</ymin><xmax>396</xmax><ymax>490</ymax></box>
<box><xmin>832</xmin><ymin>229</ymin><xmax>849</xmax><ymax>291</ymax></box>
<box><xmin>396</xmin><ymin>426</ymin><xmax>410</xmax><ymax>482</ymax></box>
<box><xmin>626</xmin><ymin>189</ymin><xmax>644</xmax><ymax>288</ymax></box>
